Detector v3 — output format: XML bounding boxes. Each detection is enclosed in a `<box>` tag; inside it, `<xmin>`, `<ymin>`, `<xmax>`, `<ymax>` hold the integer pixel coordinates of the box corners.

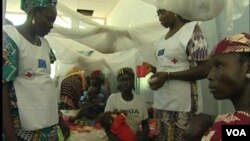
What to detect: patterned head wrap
<box><xmin>21</xmin><ymin>0</ymin><xmax>57</xmax><ymax>13</ymax></box>
<box><xmin>65</xmin><ymin>66</ymin><xmax>82</xmax><ymax>77</ymax></box>
<box><xmin>211</xmin><ymin>33</ymin><xmax>250</xmax><ymax>55</ymax></box>
<box><xmin>117</xmin><ymin>67</ymin><xmax>135</xmax><ymax>79</ymax></box>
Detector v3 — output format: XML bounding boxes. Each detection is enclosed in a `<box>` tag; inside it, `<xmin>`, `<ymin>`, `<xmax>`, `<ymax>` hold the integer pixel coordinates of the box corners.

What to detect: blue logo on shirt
<box><xmin>38</xmin><ymin>59</ymin><xmax>47</xmax><ymax>68</ymax></box>
<box><xmin>158</xmin><ymin>49</ymin><xmax>165</xmax><ymax>56</ymax></box>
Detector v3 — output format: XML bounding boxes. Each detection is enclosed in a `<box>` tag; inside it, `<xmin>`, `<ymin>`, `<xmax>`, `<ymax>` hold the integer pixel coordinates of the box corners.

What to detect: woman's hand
<box><xmin>148</xmin><ymin>72</ymin><xmax>168</xmax><ymax>90</ymax></box>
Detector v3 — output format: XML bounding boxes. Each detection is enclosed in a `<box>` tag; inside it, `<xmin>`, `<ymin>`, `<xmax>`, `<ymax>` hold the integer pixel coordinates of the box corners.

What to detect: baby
<box><xmin>100</xmin><ymin>111</ymin><xmax>136</xmax><ymax>141</ymax></box>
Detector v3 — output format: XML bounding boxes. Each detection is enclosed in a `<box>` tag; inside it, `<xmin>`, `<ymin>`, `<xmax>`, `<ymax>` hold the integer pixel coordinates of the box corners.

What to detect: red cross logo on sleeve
<box><xmin>171</xmin><ymin>58</ymin><xmax>178</xmax><ymax>64</ymax></box>
<box><xmin>25</xmin><ymin>72</ymin><xmax>33</xmax><ymax>78</ymax></box>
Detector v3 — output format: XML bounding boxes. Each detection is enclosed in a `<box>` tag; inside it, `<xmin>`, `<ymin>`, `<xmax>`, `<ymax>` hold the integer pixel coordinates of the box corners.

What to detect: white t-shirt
<box><xmin>105</xmin><ymin>92</ymin><xmax>148</xmax><ymax>133</ymax></box>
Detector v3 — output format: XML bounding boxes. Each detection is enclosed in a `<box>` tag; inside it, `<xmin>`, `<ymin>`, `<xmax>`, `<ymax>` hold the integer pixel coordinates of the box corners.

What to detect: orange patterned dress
<box><xmin>201</xmin><ymin>111</ymin><xmax>250</xmax><ymax>141</ymax></box>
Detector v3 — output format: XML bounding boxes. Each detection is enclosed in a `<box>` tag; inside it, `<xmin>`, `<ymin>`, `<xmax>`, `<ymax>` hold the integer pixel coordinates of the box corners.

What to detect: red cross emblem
<box><xmin>171</xmin><ymin>58</ymin><xmax>178</xmax><ymax>64</ymax></box>
<box><xmin>25</xmin><ymin>72</ymin><xmax>33</xmax><ymax>78</ymax></box>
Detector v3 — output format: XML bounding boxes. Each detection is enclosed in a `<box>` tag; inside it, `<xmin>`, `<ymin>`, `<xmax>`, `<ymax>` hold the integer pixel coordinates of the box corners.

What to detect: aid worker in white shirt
<box><xmin>145</xmin><ymin>8</ymin><xmax>210</xmax><ymax>141</ymax></box>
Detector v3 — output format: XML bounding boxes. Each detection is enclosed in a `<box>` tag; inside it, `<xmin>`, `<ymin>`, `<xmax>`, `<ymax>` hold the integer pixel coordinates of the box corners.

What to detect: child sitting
<box><xmin>69</xmin><ymin>85</ymin><xmax>103</xmax><ymax>123</ymax></box>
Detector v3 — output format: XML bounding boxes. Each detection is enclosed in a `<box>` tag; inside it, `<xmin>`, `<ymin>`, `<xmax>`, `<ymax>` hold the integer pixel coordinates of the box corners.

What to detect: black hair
<box><xmin>116</xmin><ymin>67</ymin><xmax>135</xmax><ymax>91</ymax></box>
<box><xmin>239</xmin><ymin>52</ymin><xmax>250</xmax><ymax>64</ymax></box>
<box><xmin>117</xmin><ymin>67</ymin><xmax>135</xmax><ymax>80</ymax></box>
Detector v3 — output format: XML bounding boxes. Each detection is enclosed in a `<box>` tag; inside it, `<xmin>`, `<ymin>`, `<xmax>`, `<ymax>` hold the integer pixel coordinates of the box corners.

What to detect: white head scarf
<box><xmin>141</xmin><ymin>0</ymin><xmax>226</xmax><ymax>21</ymax></box>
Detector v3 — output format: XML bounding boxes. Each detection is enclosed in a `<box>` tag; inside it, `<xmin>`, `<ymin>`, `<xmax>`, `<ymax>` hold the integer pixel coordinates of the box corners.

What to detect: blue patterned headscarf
<box><xmin>21</xmin><ymin>0</ymin><xmax>57</xmax><ymax>13</ymax></box>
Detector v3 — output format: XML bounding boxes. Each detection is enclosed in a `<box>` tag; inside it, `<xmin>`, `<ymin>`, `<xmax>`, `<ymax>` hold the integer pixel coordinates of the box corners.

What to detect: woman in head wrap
<box><xmin>144</xmin><ymin>6</ymin><xmax>210</xmax><ymax>141</ymax></box>
<box><xmin>2</xmin><ymin>0</ymin><xmax>69</xmax><ymax>140</ymax></box>
<box><xmin>202</xmin><ymin>33</ymin><xmax>250</xmax><ymax>141</ymax></box>
<box><xmin>184</xmin><ymin>33</ymin><xmax>250</xmax><ymax>141</ymax></box>
<box><xmin>104</xmin><ymin>67</ymin><xmax>150</xmax><ymax>141</ymax></box>
<box><xmin>59</xmin><ymin>66</ymin><xmax>87</xmax><ymax>110</ymax></box>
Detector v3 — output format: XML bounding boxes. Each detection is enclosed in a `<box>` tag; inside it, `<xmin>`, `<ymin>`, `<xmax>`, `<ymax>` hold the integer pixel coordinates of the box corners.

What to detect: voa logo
<box><xmin>226</xmin><ymin>129</ymin><xmax>246</xmax><ymax>136</ymax></box>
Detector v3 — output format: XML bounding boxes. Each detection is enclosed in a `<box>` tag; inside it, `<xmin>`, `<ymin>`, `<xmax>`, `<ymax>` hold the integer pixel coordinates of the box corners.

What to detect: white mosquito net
<box><xmin>45</xmin><ymin>0</ymin><xmax>249</xmax><ymax>77</ymax></box>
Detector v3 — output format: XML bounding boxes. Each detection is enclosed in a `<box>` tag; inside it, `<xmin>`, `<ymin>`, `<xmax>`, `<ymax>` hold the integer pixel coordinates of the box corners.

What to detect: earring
<box><xmin>246</xmin><ymin>73</ymin><xmax>250</xmax><ymax>79</ymax></box>
<box><xmin>32</xmin><ymin>19</ymin><xmax>35</xmax><ymax>25</ymax></box>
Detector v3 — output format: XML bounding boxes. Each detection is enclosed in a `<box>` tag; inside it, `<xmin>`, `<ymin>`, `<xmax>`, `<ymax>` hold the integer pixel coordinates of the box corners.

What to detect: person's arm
<box><xmin>72</xmin><ymin>105</ymin><xmax>86</xmax><ymax>120</ymax></box>
<box><xmin>149</xmin><ymin>61</ymin><xmax>210</xmax><ymax>90</ymax></box>
<box><xmin>110</xmin><ymin>114</ymin><xmax>126</xmax><ymax>132</ymax></box>
<box><xmin>102</xmin><ymin>96</ymin><xmax>120</xmax><ymax>141</ymax></box>
<box><xmin>138</xmin><ymin>119</ymin><xmax>150</xmax><ymax>141</ymax></box>
<box><xmin>169</xmin><ymin>60</ymin><xmax>210</xmax><ymax>81</ymax></box>
<box><xmin>2</xmin><ymin>83</ymin><xmax>18</xmax><ymax>141</ymax></box>
<box><xmin>73</xmin><ymin>100</ymin><xmax>97</xmax><ymax>120</ymax></box>
<box><xmin>157</xmin><ymin>60</ymin><xmax>210</xmax><ymax>79</ymax></box>
<box><xmin>143</xmin><ymin>62</ymin><xmax>156</xmax><ymax>74</ymax></box>
<box><xmin>104</xmin><ymin>129</ymin><xmax>119</xmax><ymax>141</ymax></box>
<box><xmin>183</xmin><ymin>113</ymin><xmax>215</xmax><ymax>141</ymax></box>
<box><xmin>170</xmin><ymin>25</ymin><xmax>210</xmax><ymax>81</ymax></box>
